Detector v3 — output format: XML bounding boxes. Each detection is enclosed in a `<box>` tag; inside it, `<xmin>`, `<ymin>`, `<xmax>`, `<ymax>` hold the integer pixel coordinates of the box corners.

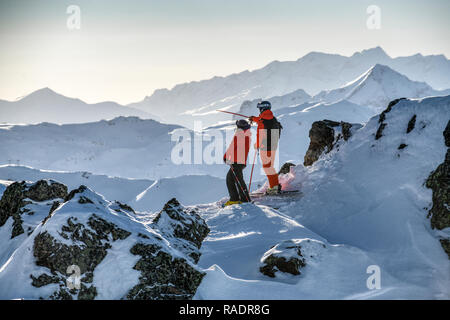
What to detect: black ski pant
<box><xmin>226</xmin><ymin>164</ymin><xmax>250</xmax><ymax>202</ymax></box>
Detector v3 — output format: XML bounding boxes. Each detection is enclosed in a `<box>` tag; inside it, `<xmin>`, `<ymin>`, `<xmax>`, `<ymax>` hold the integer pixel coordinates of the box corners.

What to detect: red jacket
<box><xmin>252</xmin><ymin>109</ymin><xmax>274</xmax><ymax>150</ymax></box>
<box><xmin>223</xmin><ymin>128</ymin><xmax>251</xmax><ymax>165</ymax></box>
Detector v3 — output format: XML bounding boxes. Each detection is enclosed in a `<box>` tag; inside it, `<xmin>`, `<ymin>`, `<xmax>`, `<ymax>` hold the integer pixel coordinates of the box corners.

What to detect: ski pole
<box><xmin>216</xmin><ymin>110</ymin><xmax>250</xmax><ymax>118</ymax></box>
<box><xmin>230</xmin><ymin>165</ymin><xmax>251</xmax><ymax>202</ymax></box>
<box><xmin>248</xmin><ymin>149</ymin><xmax>258</xmax><ymax>193</ymax></box>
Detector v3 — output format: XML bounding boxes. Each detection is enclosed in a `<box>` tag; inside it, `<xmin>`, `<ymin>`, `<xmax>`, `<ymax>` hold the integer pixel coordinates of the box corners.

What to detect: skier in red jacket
<box><xmin>223</xmin><ymin>119</ymin><xmax>252</xmax><ymax>206</ymax></box>
<box><xmin>249</xmin><ymin>101</ymin><xmax>282</xmax><ymax>194</ymax></box>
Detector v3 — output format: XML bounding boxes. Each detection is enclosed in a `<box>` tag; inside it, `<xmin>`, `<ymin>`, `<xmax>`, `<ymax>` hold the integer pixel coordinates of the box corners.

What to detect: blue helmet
<box><xmin>257</xmin><ymin>100</ymin><xmax>271</xmax><ymax>112</ymax></box>
<box><xmin>236</xmin><ymin>119</ymin><xmax>251</xmax><ymax>130</ymax></box>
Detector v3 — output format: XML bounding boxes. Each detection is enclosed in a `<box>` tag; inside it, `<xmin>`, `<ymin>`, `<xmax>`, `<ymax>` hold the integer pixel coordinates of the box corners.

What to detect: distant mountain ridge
<box><xmin>129</xmin><ymin>47</ymin><xmax>450</xmax><ymax>128</ymax></box>
<box><xmin>0</xmin><ymin>88</ymin><xmax>159</xmax><ymax>125</ymax></box>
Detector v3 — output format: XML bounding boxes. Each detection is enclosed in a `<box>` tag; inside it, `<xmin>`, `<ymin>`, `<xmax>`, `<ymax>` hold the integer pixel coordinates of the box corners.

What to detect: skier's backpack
<box><xmin>262</xmin><ymin>116</ymin><xmax>283</xmax><ymax>150</ymax></box>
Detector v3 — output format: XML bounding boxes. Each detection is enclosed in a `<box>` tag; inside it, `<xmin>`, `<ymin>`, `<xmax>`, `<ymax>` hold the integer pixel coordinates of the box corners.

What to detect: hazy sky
<box><xmin>0</xmin><ymin>0</ymin><xmax>449</xmax><ymax>104</ymax></box>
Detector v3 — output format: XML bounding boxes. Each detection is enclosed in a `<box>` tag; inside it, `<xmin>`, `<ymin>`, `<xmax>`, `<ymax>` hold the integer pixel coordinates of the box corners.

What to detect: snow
<box><xmin>0</xmin><ymin>165</ymin><xmax>154</xmax><ymax>206</ymax></box>
<box><xmin>0</xmin><ymin>117</ymin><xmax>225</xmax><ymax>180</ymax></box>
<box><xmin>312</xmin><ymin>64</ymin><xmax>446</xmax><ymax>112</ymax></box>
<box><xmin>132</xmin><ymin>175</ymin><xmax>226</xmax><ymax>212</ymax></box>
<box><xmin>195</xmin><ymin>96</ymin><xmax>450</xmax><ymax>299</ymax></box>
<box><xmin>93</xmin><ymin>236</ymin><xmax>141</xmax><ymax>300</ymax></box>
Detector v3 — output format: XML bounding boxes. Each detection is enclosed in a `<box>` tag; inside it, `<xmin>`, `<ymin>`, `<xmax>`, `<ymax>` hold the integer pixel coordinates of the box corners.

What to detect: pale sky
<box><xmin>0</xmin><ymin>0</ymin><xmax>449</xmax><ymax>104</ymax></box>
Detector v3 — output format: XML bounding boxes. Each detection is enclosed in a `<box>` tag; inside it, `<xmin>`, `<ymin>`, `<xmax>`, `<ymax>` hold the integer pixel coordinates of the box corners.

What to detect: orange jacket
<box><xmin>223</xmin><ymin>128</ymin><xmax>251</xmax><ymax>165</ymax></box>
<box><xmin>251</xmin><ymin>109</ymin><xmax>274</xmax><ymax>150</ymax></box>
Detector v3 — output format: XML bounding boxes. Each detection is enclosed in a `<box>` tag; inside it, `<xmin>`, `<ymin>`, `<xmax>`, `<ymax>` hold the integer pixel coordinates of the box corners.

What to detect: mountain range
<box><xmin>129</xmin><ymin>47</ymin><xmax>450</xmax><ymax>128</ymax></box>
<box><xmin>0</xmin><ymin>88</ymin><xmax>159</xmax><ymax>125</ymax></box>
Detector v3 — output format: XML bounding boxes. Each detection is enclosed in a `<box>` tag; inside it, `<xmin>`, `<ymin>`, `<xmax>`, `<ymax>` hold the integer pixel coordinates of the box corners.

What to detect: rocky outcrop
<box><xmin>32</xmin><ymin>214</ymin><xmax>131</xmax><ymax>300</ymax></box>
<box><xmin>260</xmin><ymin>239</ymin><xmax>326</xmax><ymax>278</ymax></box>
<box><xmin>152</xmin><ymin>198</ymin><xmax>210</xmax><ymax>263</ymax></box>
<box><xmin>126</xmin><ymin>243</ymin><xmax>205</xmax><ymax>300</ymax></box>
<box><xmin>304</xmin><ymin>120</ymin><xmax>357</xmax><ymax>166</ymax></box>
<box><xmin>0</xmin><ymin>180</ymin><xmax>67</xmax><ymax>238</ymax></box>
<box><xmin>127</xmin><ymin>199</ymin><xmax>209</xmax><ymax>299</ymax></box>
<box><xmin>375</xmin><ymin>98</ymin><xmax>406</xmax><ymax>140</ymax></box>
<box><xmin>426</xmin><ymin>120</ymin><xmax>450</xmax><ymax>258</ymax></box>
<box><xmin>0</xmin><ymin>179</ymin><xmax>209</xmax><ymax>299</ymax></box>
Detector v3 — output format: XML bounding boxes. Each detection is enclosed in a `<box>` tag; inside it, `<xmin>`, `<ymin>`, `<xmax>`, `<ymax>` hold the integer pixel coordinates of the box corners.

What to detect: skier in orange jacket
<box><xmin>223</xmin><ymin>119</ymin><xmax>252</xmax><ymax>206</ymax></box>
<box><xmin>249</xmin><ymin>101</ymin><xmax>283</xmax><ymax>194</ymax></box>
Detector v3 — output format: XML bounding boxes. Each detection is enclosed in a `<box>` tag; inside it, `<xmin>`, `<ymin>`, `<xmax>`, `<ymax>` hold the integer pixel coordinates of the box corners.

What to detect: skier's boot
<box><xmin>265</xmin><ymin>184</ymin><xmax>282</xmax><ymax>195</ymax></box>
<box><xmin>224</xmin><ymin>200</ymin><xmax>243</xmax><ymax>207</ymax></box>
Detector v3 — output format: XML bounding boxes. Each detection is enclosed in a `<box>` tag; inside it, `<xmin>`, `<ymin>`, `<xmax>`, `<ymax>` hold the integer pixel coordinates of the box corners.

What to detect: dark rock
<box><xmin>49</xmin><ymin>201</ymin><xmax>60</xmax><ymax>215</ymax></box>
<box><xmin>378</xmin><ymin>98</ymin><xmax>406</xmax><ymax>124</ymax></box>
<box><xmin>407</xmin><ymin>114</ymin><xmax>416</xmax><ymax>133</ymax></box>
<box><xmin>115</xmin><ymin>201</ymin><xmax>135</xmax><ymax>214</ymax></box>
<box><xmin>64</xmin><ymin>185</ymin><xmax>88</xmax><ymax>202</ymax></box>
<box><xmin>425</xmin><ymin>121</ymin><xmax>450</xmax><ymax>259</ymax></box>
<box><xmin>341</xmin><ymin>122</ymin><xmax>353</xmax><ymax>141</ymax></box>
<box><xmin>152</xmin><ymin>198</ymin><xmax>209</xmax><ymax>262</ymax></box>
<box><xmin>375</xmin><ymin>123</ymin><xmax>387</xmax><ymax>140</ymax></box>
<box><xmin>32</xmin><ymin>213</ymin><xmax>131</xmax><ymax>299</ymax></box>
<box><xmin>426</xmin><ymin>149</ymin><xmax>450</xmax><ymax>230</ymax></box>
<box><xmin>126</xmin><ymin>243</ymin><xmax>205</xmax><ymax>300</ymax></box>
<box><xmin>398</xmin><ymin>143</ymin><xmax>408</xmax><ymax>150</ymax></box>
<box><xmin>444</xmin><ymin>120</ymin><xmax>450</xmax><ymax>147</ymax></box>
<box><xmin>304</xmin><ymin>120</ymin><xmax>354</xmax><ymax>166</ymax></box>
<box><xmin>30</xmin><ymin>273</ymin><xmax>60</xmax><ymax>288</ymax></box>
<box><xmin>375</xmin><ymin>98</ymin><xmax>406</xmax><ymax>140</ymax></box>
<box><xmin>304</xmin><ymin>121</ymin><xmax>336</xmax><ymax>166</ymax></box>
<box><xmin>0</xmin><ymin>180</ymin><xmax>67</xmax><ymax>238</ymax></box>
<box><xmin>440</xmin><ymin>239</ymin><xmax>450</xmax><ymax>259</ymax></box>
<box><xmin>260</xmin><ymin>241</ymin><xmax>306</xmax><ymax>277</ymax></box>
<box><xmin>78</xmin><ymin>196</ymin><xmax>93</xmax><ymax>204</ymax></box>
<box><xmin>278</xmin><ymin>162</ymin><xmax>296</xmax><ymax>175</ymax></box>
<box><xmin>260</xmin><ymin>256</ymin><xmax>304</xmax><ymax>278</ymax></box>
<box><xmin>25</xmin><ymin>180</ymin><xmax>68</xmax><ymax>202</ymax></box>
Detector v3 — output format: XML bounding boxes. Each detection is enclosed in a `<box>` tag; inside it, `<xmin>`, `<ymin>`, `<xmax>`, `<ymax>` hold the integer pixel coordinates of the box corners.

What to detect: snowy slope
<box><xmin>132</xmin><ymin>175</ymin><xmax>226</xmax><ymax>212</ymax></box>
<box><xmin>0</xmin><ymin>88</ymin><xmax>159</xmax><ymax>125</ymax></box>
<box><xmin>129</xmin><ymin>47</ymin><xmax>450</xmax><ymax>128</ymax></box>
<box><xmin>194</xmin><ymin>96</ymin><xmax>450</xmax><ymax>299</ymax></box>
<box><xmin>0</xmin><ymin>165</ymin><xmax>154</xmax><ymax>206</ymax></box>
<box><xmin>0</xmin><ymin>117</ymin><xmax>226</xmax><ymax>180</ymax></box>
<box><xmin>0</xmin><ymin>166</ymin><xmax>228</xmax><ymax>216</ymax></box>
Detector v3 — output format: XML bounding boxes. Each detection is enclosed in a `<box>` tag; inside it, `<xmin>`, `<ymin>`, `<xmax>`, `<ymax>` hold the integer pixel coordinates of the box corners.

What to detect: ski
<box><xmin>250</xmin><ymin>190</ymin><xmax>301</xmax><ymax>198</ymax></box>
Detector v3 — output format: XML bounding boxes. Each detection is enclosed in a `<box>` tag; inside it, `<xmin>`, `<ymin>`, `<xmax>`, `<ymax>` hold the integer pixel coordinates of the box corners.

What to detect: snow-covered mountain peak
<box><xmin>313</xmin><ymin>64</ymin><xmax>437</xmax><ymax>112</ymax></box>
<box><xmin>20</xmin><ymin>87</ymin><xmax>78</xmax><ymax>104</ymax></box>
<box><xmin>353</xmin><ymin>46</ymin><xmax>390</xmax><ymax>59</ymax></box>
